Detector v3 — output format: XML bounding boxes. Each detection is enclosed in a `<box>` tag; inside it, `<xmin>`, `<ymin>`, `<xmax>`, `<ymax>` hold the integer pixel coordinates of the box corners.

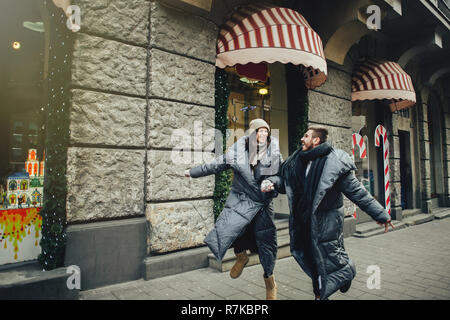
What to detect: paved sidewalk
<box><xmin>80</xmin><ymin>217</ymin><xmax>450</xmax><ymax>300</ymax></box>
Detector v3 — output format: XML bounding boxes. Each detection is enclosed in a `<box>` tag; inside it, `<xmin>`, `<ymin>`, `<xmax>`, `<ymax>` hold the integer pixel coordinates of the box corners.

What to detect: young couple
<box><xmin>185</xmin><ymin>119</ymin><xmax>394</xmax><ymax>300</ymax></box>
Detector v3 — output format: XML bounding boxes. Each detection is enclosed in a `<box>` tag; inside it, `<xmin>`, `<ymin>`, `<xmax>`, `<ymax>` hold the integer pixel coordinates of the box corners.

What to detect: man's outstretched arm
<box><xmin>339</xmin><ymin>171</ymin><xmax>394</xmax><ymax>232</ymax></box>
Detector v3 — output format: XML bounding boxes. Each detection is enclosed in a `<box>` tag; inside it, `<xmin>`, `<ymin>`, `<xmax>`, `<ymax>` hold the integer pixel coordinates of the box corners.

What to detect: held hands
<box><xmin>261</xmin><ymin>179</ymin><xmax>275</xmax><ymax>192</ymax></box>
<box><xmin>377</xmin><ymin>220</ymin><xmax>396</xmax><ymax>233</ymax></box>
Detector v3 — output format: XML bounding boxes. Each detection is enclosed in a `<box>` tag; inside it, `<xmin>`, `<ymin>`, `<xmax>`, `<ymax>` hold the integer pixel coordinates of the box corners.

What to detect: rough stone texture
<box><xmin>419</xmin><ymin>140</ymin><xmax>431</xmax><ymax>161</ymax></box>
<box><xmin>419</xmin><ymin>123</ymin><xmax>430</xmax><ymax>142</ymax></box>
<box><xmin>70</xmin><ymin>89</ymin><xmax>146</xmax><ymax>147</ymax></box>
<box><xmin>72</xmin><ymin>0</ymin><xmax>150</xmax><ymax>46</ymax></box>
<box><xmin>443</xmin><ymin>130</ymin><xmax>450</xmax><ymax>147</ymax></box>
<box><xmin>443</xmin><ymin>159</ymin><xmax>450</xmax><ymax>178</ymax></box>
<box><xmin>147</xmin><ymin>99</ymin><xmax>215</xmax><ymax>149</ymax></box>
<box><xmin>445</xmin><ymin>177</ymin><xmax>450</xmax><ymax>192</ymax></box>
<box><xmin>418</xmin><ymin>103</ymin><xmax>428</xmax><ymax>122</ymax></box>
<box><xmin>149</xmin><ymin>49</ymin><xmax>215</xmax><ymax>106</ymax></box>
<box><xmin>308</xmin><ymin>91</ymin><xmax>352</xmax><ymax>128</ymax></box>
<box><xmin>314</xmin><ymin>67</ymin><xmax>352</xmax><ymax>100</ymax></box>
<box><xmin>72</xmin><ymin>33</ymin><xmax>147</xmax><ymax>96</ymax></box>
<box><xmin>66</xmin><ymin>147</ymin><xmax>145</xmax><ymax>222</ymax></box>
<box><xmin>390</xmin><ymin>182</ymin><xmax>402</xmax><ymax>208</ymax></box>
<box><xmin>388</xmin><ymin>136</ymin><xmax>400</xmax><ymax>159</ymax></box>
<box><xmin>307</xmin><ymin>122</ymin><xmax>352</xmax><ymax>155</ymax></box>
<box><xmin>444</xmin><ymin>145</ymin><xmax>450</xmax><ymax>162</ymax></box>
<box><xmin>391</xmin><ymin>114</ymin><xmax>400</xmax><ymax>135</ymax></box>
<box><xmin>421</xmin><ymin>178</ymin><xmax>432</xmax><ymax>199</ymax></box>
<box><xmin>147</xmin><ymin>150</ymin><xmax>215</xmax><ymax>201</ymax></box>
<box><xmin>420</xmin><ymin>159</ymin><xmax>431</xmax><ymax>182</ymax></box>
<box><xmin>389</xmin><ymin>158</ymin><xmax>401</xmax><ymax>183</ymax></box>
<box><xmin>444</xmin><ymin>114</ymin><xmax>450</xmax><ymax>130</ymax></box>
<box><xmin>150</xmin><ymin>1</ymin><xmax>217</xmax><ymax>62</ymax></box>
<box><xmin>146</xmin><ymin>199</ymin><xmax>214</xmax><ymax>253</ymax></box>
<box><xmin>446</xmin><ymin>128</ymin><xmax>450</xmax><ymax>143</ymax></box>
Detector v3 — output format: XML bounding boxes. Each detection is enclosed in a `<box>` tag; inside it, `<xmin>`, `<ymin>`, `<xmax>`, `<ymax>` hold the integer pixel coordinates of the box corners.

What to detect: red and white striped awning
<box><xmin>216</xmin><ymin>3</ymin><xmax>327</xmax><ymax>89</ymax></box>
<box><xmin>351</xmin><ymin>58</ymin><xmax>416</xmax><ymax>111</ymax></box>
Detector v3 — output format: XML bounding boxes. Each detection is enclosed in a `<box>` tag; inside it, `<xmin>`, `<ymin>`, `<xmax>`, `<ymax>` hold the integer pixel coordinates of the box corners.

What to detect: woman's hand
<box><xmin>184</xmin><ymin>169</ymin><xmax>191</xmax><ymax>178</ymax></box>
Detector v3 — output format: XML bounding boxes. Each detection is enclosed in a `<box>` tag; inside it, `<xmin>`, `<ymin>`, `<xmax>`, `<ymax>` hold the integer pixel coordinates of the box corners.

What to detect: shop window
<box><xmin>1</xmin><ymin>0</ymin><xmax>45</xmax><ymax>265</ymax></box>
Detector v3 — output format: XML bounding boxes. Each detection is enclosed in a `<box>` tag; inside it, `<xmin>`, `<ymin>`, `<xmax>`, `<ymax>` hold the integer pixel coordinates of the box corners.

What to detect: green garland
<box><xmin>213</xmin><ymin>68</ymin><xmax>232</xmax><ymax>219</ymax></box>
<box><xmin>38</xmin><ymin>1</ymin><xmax>73</xmax><ymax>270</ymax></box>
<box><xmin>286</xmin><ymin>64</ymin><xmax>309</xmax><ymax>155</ymax></box>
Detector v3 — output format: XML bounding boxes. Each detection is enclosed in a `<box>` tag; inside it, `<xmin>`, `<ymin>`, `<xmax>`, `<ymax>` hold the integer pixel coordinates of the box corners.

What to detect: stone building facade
<box><xmin>1</xmin><ymin>0</ymin><xmax>449</xmax><ymax>291</ymax></box>
<box><xmin>66</xmin><ymin>0</ymin><xmax>450</xmax><ymax>289</ymax></box>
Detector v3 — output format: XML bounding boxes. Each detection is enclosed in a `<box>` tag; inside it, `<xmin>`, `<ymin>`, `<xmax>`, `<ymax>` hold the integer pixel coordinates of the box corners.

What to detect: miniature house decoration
<box><xmin>25</xmin><ymin>149</ymin><xmax>39</xmax><ymax>177</ymax></box>
<box><xmin>1</xmin><ymin>149</ymin><xmax>45</xmax><ymax>210</ymax></box>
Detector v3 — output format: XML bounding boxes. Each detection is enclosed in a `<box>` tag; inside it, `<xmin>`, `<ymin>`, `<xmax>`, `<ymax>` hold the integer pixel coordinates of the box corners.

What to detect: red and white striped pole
<box><xmin>374</xmin><ymin>125</ymin><xmax>391</xmax><ymax>216</ymax></box>
<box><xmin>352</xmin><ymin>133</ymin><xmax>367</xmax><ymax>219</ymax></box>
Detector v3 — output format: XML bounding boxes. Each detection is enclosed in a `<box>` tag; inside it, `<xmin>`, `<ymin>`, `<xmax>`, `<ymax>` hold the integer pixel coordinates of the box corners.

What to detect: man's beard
<box><xmin>302</xmin><ymin>143</ymin><xmax>313</xmax><ymax>151</ymax></box>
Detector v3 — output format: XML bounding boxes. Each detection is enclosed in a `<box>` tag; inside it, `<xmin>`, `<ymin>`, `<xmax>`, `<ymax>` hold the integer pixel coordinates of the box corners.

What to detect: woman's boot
<box><xmin>264</xmin><ymin>275</ymin><xmax>277</xmax><ymax>300</ymax></box>
<box><xmin>230</xmin><ymin>251</ymin><xmax>249</xmax><ymax>279</ymax></box>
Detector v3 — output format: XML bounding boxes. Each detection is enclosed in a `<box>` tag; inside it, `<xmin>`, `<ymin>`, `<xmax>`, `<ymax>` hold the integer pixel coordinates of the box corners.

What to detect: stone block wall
<box><xmin>385</xmin><ymin>112</ymin><xmax>402</xmax><ymax>220</ymax></box>
<box><xmin>417</xmin><ymin>102</ymin><xmax>433</xmax><ymax>212</ymax></box>
<box><xmin>308</xmin><ymin>66</ymin><xmax>352</xmax><ymax>155</ymax></box>
<box><xmin>146</xmin><ymin>1</ymin><xmax>217</xmax><ymax>254</ymax></box>
<box><xmin>308</xmin><ymin>66</ymin><xmax>354</xmax><ymax>216</ymax></box>
<box><xmin>68</xmin><ymin>0</ymin><xmax>150</xmax><ymax>223</ymax></box>
<box><xmin>437</xmin><ymin>83</ymin><xmax>450</xmax><ymax>207</ymax></box>
<box><xmin>443</xmin><ymin>104</ymin><xmax>450</xmax><ymax>206</ymax></box>
<box><xmin>66</xmin><ymin>0</ymin><xmax>218</xmax><ymax>275</ymax></box>
<box><xmin>65</xmin><ymin>0</ymin><xmax>152</xmax><ymax>288</ymax></box>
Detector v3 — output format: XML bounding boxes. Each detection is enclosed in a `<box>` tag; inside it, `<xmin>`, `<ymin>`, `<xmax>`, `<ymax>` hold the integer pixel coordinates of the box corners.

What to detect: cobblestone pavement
<box><xmin>80</xmin><ymin>218</ymin><xmax>450</xmax><ymax>300</ymax></box>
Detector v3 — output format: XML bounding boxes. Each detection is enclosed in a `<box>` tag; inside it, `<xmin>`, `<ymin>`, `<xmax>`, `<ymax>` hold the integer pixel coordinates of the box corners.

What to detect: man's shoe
<box><xmin>230</xmin><ymin>251</ymin><xmax>249</xmax><ymax>279</ymax></box>
<box><xmin>340</xmin><ymin>280</ymin><xmax>352</xmax><ymax>293</ymax></box>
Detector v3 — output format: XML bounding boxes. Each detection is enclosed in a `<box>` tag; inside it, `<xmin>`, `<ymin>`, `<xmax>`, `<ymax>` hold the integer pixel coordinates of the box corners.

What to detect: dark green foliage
<box><xmin>38</xmin><ymin>2</ymin><xmax>73</xmax><ymax>270</ymax></box>
<box><xmin>286</xmin><ymin>64</ymin><xmax>309</xmax><ymax>155</ymax></box>
<box><xmin>213</xmin><ymin>68</ymin><xmax>232</xmax><ymax>219</ymax></box>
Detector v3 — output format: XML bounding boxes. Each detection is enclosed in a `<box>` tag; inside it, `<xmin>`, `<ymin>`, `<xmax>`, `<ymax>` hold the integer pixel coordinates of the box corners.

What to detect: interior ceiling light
<box><xmin>12</xmin><ymin>42</ymin><xmax>21</xmax><ymax>50</ymax></box>
<box><xmin>259</xmin><ymin>88</ymin><xmax>269</xmax><ymax>95</ymax></box>
<box><xmin>23</xmin><ymin>21</ymin><xmax>45</xmax><ymax>33</ymax></box>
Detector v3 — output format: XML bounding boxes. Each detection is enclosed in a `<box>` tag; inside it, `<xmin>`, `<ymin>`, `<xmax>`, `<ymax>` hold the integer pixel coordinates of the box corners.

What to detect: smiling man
<box><xmin>262</xmin><ymin>127</ymin><xmax>394</xmax><ymax>300</ymax></box>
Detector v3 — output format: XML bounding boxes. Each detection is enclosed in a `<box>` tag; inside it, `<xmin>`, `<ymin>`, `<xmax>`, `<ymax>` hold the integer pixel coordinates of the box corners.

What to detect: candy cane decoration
<box><xmin>351</xmin><ymin>133</ymin><xmax>367</xmax><ymax>219</ymax></box>
<box><xmin>352</xmin><ymin>133</ymin><xmax>367</xmax><ymax>160</ymax></box>
<box><xmin>375</xmin><ymin>125</ymin><xmax>391</xmax><ymax>216</ymax></box>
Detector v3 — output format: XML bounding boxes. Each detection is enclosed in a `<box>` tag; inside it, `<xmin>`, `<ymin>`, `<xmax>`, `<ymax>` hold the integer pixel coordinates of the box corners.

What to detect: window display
<box><xmin>0</xmin><ymin>149</ymin><xmax>44</xmax><ymax>264</ymax></box>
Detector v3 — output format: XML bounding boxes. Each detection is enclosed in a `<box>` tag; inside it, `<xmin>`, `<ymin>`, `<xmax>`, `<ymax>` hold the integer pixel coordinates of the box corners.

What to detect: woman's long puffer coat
<box><xmin>190</xmin><ymin>136</ymin><xmax>283</xmax><ymax>275</ymax></box>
